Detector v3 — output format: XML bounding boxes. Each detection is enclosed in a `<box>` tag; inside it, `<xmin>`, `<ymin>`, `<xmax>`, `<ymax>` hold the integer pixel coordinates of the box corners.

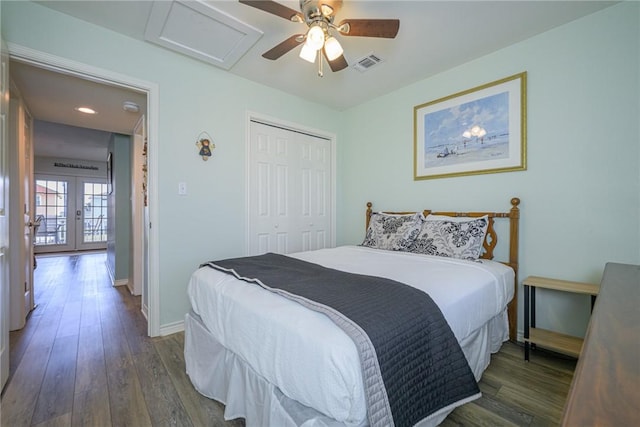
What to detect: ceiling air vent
<box><xmin>353</xmin><ymin>54</ymin><xmax>383</xmax><ymax>73</ymax></box>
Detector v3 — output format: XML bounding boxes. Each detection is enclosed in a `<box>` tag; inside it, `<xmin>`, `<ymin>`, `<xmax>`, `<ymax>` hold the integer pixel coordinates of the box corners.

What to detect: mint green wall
<box><xmin>2</xmin><ymin>1</ymin><xmax>340</xmax><ymax>327</ymax></box>
<box><xmin>107</xmin><ymin>134</ymin><xmax>132</xmax><ymax>283</ymax></box>
<box><xmin>337</xmin><ymin>2</ymin><xmax>640</xmax><ymax>339</ymax></box>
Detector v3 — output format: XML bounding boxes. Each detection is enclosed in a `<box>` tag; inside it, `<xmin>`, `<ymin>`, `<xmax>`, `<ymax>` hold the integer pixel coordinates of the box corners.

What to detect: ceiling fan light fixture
<box><xmin>324</xmin><ymin>36</ymin><xmax>343</xmax><ymax>61</ymax></box>
<box><xmin>305</xmin><ymin>24</ymin><xmax>325</xmax><ymax>50</ymax></box>
<box><xmin>299</xmin><ymin>43</ymin><xmax>317</xmax><ymax>63</ymax></box>
<box><xmin>238</xmin><ymin>0</ymin><xmax>399</xmax><ymax>76</ymax></box>
<box><xmin>320</xmin><ymin>4</ymin><xmax>333</xmax><ymax>17</ymax></box>
<box><xmin>337</xmin><ymin>22</ymin><xmax>350</xmax><ymax>35</ymax></box>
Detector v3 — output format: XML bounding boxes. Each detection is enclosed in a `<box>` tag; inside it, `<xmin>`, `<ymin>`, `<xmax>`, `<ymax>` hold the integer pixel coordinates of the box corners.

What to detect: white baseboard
<box><xmin>127</xmin><ymin>285</ymin><xmax>141</xmax><ymax>296</ymax></box>
<box><xmin>160</xmin><ymin>319</ymin><xmax>184</xmax><ymax>336</ymax></box>
<box><xmin>106</xmin><ymin>260</ymin><xmax>115</xmax><ymax>284</ymax></box>
<box><xmin>141</xmin><ymin>303</ymin><xmax>149</xmax><ymax>320</ymax></box>
<box><xmin>114</xmin><ymin>278</ymin><xmax>129</xmax><ymax>287</ymax></box>
<box><xmin>104</xmin><ymin>262</ymin><xmax>129</xmax><ymax>288</ymax></box>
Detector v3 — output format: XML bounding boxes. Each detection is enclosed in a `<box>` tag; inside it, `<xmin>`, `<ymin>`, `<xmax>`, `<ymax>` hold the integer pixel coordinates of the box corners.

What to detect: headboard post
<box><xmin>508</xmin><ymin>197</ymin><xmax>520</xmax><ymax>342</ymax></box>
<box><xmin>365</xmin><ymin>202</ymin><xmax>373</xmax><ymax>230</ymax></box>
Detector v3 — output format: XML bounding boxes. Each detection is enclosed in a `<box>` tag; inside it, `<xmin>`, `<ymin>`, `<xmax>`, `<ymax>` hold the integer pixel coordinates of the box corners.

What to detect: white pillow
<box><xmin>361</xmin><ymin>212</ymin><xmax>423</xmax><ymax>251</ymax></box>
<box><xmin>408</xmin><ymin>214</ymin><xmax>489</xmax><ymax>260</ymax></box>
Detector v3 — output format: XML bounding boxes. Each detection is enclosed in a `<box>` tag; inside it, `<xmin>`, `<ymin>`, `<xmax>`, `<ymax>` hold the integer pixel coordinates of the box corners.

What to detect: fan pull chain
<box><xmin>318</xmin><ymin>53</ymin><xmax>324</xmax><ymax>77</ymax></box>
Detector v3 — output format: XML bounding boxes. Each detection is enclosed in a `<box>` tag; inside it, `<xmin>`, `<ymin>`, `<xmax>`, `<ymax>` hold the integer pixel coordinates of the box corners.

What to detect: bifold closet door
<box><xmin>248</xmin><ymin>120</ymin><xmax>332</xmax><ymax>255</ymax></box>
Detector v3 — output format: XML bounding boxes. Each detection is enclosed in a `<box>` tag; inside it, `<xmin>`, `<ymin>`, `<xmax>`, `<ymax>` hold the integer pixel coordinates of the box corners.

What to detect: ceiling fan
<box><xmin>239</xmin><ymin>0</ymin><xmax>400</xmax><ymax>77</ymax></box>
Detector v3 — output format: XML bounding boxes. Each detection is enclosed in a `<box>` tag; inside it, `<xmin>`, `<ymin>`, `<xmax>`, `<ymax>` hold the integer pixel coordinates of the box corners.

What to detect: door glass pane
<box><xmin>82</xmin><ymin>182</ymin><xmax>108</xmax><ymax>243</ymax></box>
<box><xmin>34</xmin><ymin>179</ymin><xmax>68</xmax><ymax>246</ymax></box>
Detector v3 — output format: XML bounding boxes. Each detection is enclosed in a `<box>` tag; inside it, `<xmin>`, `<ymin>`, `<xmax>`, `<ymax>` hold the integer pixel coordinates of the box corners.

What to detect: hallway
<box><xmin>0</xmin><ymin>252</ymin><xmax>240</xmax><ymax>426</ymax></box>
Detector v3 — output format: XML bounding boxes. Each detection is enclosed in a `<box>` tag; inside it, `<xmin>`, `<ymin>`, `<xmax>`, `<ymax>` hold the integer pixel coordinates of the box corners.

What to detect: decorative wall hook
<box><xmin>196</xmin><ymin>131</ymin><xmax>215</xmax><ymax>161</ymax></box>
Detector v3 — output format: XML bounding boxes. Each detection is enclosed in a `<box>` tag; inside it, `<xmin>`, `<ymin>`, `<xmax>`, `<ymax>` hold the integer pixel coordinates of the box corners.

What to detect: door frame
<box><xmin>7</xmin><ymin>43</ymin><xmax>161</xmax><ymax>337</ymax></box>
<box><xmin>7</xmin><ymin>80</ymin><xmax>34</xmax><ymax>331</ymax></box>
<box><xmin>1</xmin><ymin>35</ymin><xmax>10</xmax><ymax>390</ymax></box>
<box><xmin>245</xmin><ymin>111</ymin><xmax>337</xmax><ymax>255</ymax></box>
<box><xmin>129</xmin><ymin>115</ymin><xmax>145</xmax><ymax>297</ymax></box>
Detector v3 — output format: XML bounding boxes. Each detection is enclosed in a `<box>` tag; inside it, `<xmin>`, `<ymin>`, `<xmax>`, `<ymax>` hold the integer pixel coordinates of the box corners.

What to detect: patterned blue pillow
<box><xmin>408</xmin><ymin>215</ymin><xmax>489</xmax><ymax>260</ymax></box>
<box><xmin>361</xmin><ymin>212</ymin><xmax>423</xmax><ymax>251</ymax></box>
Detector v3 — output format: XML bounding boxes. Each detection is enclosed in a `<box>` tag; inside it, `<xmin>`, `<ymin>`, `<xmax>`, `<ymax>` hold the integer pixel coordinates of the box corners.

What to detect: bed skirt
<box><xmin>184</xmin><ymin>309</ymin><xmax>508</xmax><ymax>427</ymax></box>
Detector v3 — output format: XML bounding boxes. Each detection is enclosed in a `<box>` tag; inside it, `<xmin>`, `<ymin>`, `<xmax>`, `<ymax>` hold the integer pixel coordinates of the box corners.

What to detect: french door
<box><xmin>34</xmin><ymin>174</ymin><xmax>108</xmax><ymax>253</ymax></box>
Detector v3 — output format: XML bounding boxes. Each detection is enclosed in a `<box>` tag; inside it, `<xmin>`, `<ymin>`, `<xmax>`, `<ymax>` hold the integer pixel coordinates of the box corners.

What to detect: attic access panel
<box><xmin>145</xmin><ymin>0</ymin><xmax>263</xmax><ymax>70</ymax></box>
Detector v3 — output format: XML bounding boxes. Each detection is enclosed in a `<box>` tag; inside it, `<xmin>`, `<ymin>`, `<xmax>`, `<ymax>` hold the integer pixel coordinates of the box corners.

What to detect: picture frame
<box><xmin>414</xmin><ymin>72</ymin><xmax>527</xmax><ymax>180</ymax></box>
<box><xmin>107</xmin><ymin>152</ymin><xmax>113</xmax><ymax>195</ymax></box>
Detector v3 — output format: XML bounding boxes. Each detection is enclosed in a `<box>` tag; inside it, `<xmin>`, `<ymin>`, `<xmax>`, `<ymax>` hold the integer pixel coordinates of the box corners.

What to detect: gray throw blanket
<box><xmin>202</xmin><ymin>253</ymin><xmax>480</xmax><ymax>427</ymax></box>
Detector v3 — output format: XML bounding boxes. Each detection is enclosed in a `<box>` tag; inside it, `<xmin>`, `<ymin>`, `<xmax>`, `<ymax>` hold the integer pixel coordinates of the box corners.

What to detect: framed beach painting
<box><xmin>414</xmin><ymin>72</ymin><xmax>527</xmax><ymax>180</ymax></box>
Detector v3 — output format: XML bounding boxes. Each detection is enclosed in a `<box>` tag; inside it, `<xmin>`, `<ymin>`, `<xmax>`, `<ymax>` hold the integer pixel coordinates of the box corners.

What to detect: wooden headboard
<box><xmin>365</xmin><ymin>198</ymin><xmax>521</xmax><ymax>341</ymax></box>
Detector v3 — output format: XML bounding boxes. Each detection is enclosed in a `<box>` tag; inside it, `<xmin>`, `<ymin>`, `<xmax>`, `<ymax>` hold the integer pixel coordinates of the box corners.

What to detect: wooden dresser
<box><xmin>561</xmin><ymin>262</ymin><xmax>640</xmax><ymax>426</ymax></box>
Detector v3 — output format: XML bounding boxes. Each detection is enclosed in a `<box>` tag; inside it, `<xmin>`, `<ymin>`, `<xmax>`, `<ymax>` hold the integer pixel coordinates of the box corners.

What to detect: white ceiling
<box><xmin>11</xmin><ymin>1</ymin><xmax>616</xmax><ymax>160</ymax></box>
<box><xmin>10</xmin><ymin>59</ymin><xmax>147</xmax><ymax>161</ymax></box>
<box><xmin>34</xmin><ymin>0</ymin><xmax>616</xmax><ymax>111</ymax></box>
<box><xmin>10</xmin><ymin>61</ymin><xmax>147</xmax><ymax>136</ymax></box>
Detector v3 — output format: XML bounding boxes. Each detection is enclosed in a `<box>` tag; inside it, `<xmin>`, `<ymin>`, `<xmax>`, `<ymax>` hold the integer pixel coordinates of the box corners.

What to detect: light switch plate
<box><xmin>178</xmin><ymin>182</ymin><xmax>187</xmax><ymax>195</ymax></box>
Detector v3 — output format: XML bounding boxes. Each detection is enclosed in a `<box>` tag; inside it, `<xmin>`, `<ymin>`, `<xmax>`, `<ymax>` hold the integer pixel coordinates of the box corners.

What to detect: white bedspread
<box><xmin>187</xmin><ymin>246</ymin><xmax>514</xmax><ymax>426</ymax></box>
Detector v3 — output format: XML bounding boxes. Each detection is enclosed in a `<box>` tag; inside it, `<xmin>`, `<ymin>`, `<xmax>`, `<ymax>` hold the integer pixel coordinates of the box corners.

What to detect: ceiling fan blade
<box><xmin>262</xmin><ymin>34</ymin><xmax>305</xmax><ymax>60</ymax></box>
<box><xmin>338</xmin><ymin>19</ymin><xmax>400</xmax><ymax>38</ymax></box>
<box><xmin>323</xmin><ymin>50</ymin><xmax>348</xmax><ymax>72</ymax></box>
<box><xmin>239</xmin><ymin>0</ymin><xmax>302</xmax><ymax>22</ymax></box>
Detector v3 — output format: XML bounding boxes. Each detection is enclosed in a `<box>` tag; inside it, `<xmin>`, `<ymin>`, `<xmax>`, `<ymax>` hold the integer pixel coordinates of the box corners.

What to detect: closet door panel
<box><xmin>248</xmin><ymin>120</ymin><xmax>332</xmax><ymax>255</ymax></box>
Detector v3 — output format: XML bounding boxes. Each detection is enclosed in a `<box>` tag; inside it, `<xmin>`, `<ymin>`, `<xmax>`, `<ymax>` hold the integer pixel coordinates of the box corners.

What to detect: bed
<box><xmin>185</xmin><ymin>198</ymin><xmax>521</xmax><ymax>427</ymax></box>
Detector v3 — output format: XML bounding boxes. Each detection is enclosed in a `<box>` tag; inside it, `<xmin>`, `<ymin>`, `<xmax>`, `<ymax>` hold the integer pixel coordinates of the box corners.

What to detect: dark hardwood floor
<box><xmin>1</xmin><ymin>252</ymin><xmax>576</xmax><ymax>426</ymax></box>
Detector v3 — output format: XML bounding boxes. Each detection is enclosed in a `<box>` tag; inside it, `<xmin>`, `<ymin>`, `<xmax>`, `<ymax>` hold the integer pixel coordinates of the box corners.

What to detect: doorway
<box><xmin>34</xmin><ymin>175</ymin><xmax>108</xmax><ymax>253</ymax></box>
<box><xmin>6</xmin><ymin>44</ymin><xmax>159</xmax><ymax>338</ymax></box>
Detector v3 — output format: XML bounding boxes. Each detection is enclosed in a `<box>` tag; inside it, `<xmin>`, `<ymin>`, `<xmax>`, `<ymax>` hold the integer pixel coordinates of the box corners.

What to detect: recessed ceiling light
<box><xmin>75</xmin><ymin>106</ymin><xmax>97</xmax><ymax>114</ymax></box>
